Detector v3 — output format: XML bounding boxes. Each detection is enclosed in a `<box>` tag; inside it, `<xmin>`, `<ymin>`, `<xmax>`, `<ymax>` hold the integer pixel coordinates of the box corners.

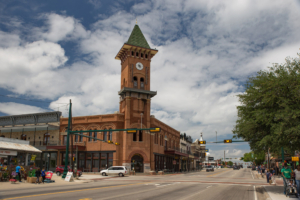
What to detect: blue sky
<box><xmin>1</xmin><ymin>0</ymin><xmax>300</xmax><ymax>159</ymax></box>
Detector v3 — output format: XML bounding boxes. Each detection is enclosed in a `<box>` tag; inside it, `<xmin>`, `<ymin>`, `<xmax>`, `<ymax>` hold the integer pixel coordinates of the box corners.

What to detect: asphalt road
<box><xmin>0</xmin><ymin>168</ymin><xmax>269</xmax><ymax>200</ymax></box>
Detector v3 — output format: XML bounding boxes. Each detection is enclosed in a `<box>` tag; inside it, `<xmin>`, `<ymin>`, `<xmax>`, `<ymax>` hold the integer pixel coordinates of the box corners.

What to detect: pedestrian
<box><xmin>41</xmin><ymin>168</ymin><xmax>46</xmax><ymax>184</ymax></box>
<box><xmin>35</xmin><ymin>168</ymin><xmax>41</xmax><ymax>184</ymax></box>
<box><xmin>281</xmin><ymin>163</ymin><xmax>292</xmax><ymax>195</ymax></box>
<box><xmin>271</xmin><ymin>168</ymin><xmax>276</xmax><ymax>185</ymax></box>
<box><xmin>293</xmin><ymin>165</ymin><xmax>300</xmax><ymax>197</ymax></box>
<box><xmin>15</xmin><ymin>164</ymin><xmax>21</xmax><ymax>182</ymax></box>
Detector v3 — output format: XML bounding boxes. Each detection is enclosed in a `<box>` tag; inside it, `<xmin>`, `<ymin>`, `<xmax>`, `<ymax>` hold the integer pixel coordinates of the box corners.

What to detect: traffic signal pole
<box><xmin>62</xmin><ymin>100</ymin><xmax>72</xmax><ymax>179</ymax></box>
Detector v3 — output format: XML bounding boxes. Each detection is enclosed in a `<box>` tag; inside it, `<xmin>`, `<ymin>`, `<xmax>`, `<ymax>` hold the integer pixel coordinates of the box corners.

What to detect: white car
<box><xmin>100</xmin><ymin>166</ymin><xmax>128</xmax><ymax>177</ymax></box>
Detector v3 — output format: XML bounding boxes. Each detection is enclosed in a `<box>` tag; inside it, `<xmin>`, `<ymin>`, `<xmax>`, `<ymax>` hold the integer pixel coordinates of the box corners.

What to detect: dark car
<box><xmin>55</xmin><ymin>165</ymin><xmax>82</xmax><ymax>177</ymax></box>
<box><xmin>206</xmin><ymin>166</ymin><xmax>214</xmax><ymax>172</ymax></box>
<box><xmin>247</xmin><ymin>166</ymin><xmax>251</xmax><ymax>168</ymax></box>
<box><xmin>233</xmin><ymin>165</ymin><xmax>240</xmax><ymax>170</ymax></box>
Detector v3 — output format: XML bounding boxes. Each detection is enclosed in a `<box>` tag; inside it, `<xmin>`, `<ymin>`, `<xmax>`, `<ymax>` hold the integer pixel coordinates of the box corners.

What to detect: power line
<box><xmin>0</xmin><ymin>94</ymin><xmax>68</xmax><ymax>104</ymax></box>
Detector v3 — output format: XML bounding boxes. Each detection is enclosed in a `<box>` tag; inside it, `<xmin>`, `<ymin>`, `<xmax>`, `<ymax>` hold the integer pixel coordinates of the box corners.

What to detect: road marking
<box><xmin>251</xmin><ymin>170</ymin><xmax>254</xmax><ymax>179</ymax></box>
<box><xmin>206</xmin><ymin>185</ymin><xmax>212</xmax><ymax>188</ymax></box>
<box><xmin>0</xmin><ymin>182</ymin><xmax>147</xmax><ymax>200</ymax></box>
<box><xmin>206</xmin><ymin>169</ymin><xmax>231</xmax><ymax>177</ymax></box>
<box><xmin>253</xmin><ymin>186</ymin><xmax>257</xmax><ymax>200</ymax></box>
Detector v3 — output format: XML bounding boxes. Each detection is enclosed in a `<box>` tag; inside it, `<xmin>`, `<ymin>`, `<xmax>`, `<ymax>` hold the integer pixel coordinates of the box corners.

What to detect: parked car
<box><xmin>55</xmin><ymin>165</ymin><xmax>82</xmax><ymax>177</ymax></box>
<box><xmin>247</xmin><ymin>166</ymin><xmax>251</xmax><ymax>168</ymax></box>
<box><xmin>100</xmin><ymin>166</ymin><xmax>128</xmax><ymax>177</ymax></box>
<box><xmin>206</xmin><ymin>166</ymin><xmax>214</xmax><ymax>172</ymax></box>
<box><xmin>233</xmin><ymin>165</ymin><xmax>240</xmax><ymax>170</ymax></box>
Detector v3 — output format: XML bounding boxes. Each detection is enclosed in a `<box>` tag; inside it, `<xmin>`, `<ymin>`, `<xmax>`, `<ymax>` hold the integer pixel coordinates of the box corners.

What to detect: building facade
<box><xmin>56</xmin><ymin>24</ymin><xmax>182</xmax><ymax>173</ymax></box>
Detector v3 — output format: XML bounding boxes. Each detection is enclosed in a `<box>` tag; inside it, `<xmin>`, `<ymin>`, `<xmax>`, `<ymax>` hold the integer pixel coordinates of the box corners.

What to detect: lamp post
<box><xmin>47</xmin><ymin>153</ymin><xmax>50</xmax><ymax>171</ymax></box>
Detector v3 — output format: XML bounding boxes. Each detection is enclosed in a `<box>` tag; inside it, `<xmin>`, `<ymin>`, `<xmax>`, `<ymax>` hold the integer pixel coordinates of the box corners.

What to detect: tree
<box><xmin>233</xmin><ymin>55</ymin><xmax>300</xmax><ymax>155</ymax></box>
<box><xmin>243</xmin><ymin>151</ymin><xmax>265</xmax><ymax>165</ymax></box>
<box><xmin>228</xmin><ymin>161</ymin><xmax>233</xmax><ymax>166</ymax></box>
<box><xmin>222</xmin><ymin>161</ymin><xmax>225</xmax><ymax>165</ymax></box>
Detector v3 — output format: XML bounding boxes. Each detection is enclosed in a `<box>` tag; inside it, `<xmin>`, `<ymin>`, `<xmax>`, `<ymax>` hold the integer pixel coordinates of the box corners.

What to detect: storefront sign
<box><xmin>31</xmin><ymin>155</ymin><xmax>36</xmax><ymax>161</ymax></box>
<box><xmin>208</xmin><ymin>157</ymin><xmax>214</xmax><ymax>160</ymax></box>
<box><xmin>65</xmin><ymin>172</ymin><xmax>74</xmax><ymax>182</ymax></box>
<box><xmin>0</xmin><ymin>150</ymin><xmax>17</xmax><ymax>156</ymax></box>
<box><xmin>46</xmin><ymin>172</ymin><xmax>53</xmax><ymax>180</ymax></box>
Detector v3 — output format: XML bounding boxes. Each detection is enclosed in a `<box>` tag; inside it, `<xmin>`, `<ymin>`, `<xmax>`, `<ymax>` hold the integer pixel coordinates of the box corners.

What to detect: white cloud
<box><xmin>0</xmin><ymin>0</ymin><xmax>300</xmax><ymax>156</ymax></box>
<box><xmin>0</xmin><ymin>102</ymin><xmax>48</xmax><ymax>115</ymax></box>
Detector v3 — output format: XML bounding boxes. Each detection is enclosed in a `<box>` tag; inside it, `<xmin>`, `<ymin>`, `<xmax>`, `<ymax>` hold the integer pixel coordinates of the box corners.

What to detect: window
<box><xmin>103</xmin><ymin>129</ymin><xmax>107</xmax><ymax>141</ymax></box>
<box><xmin>75</xmin><ymin>133</ymin><xmax>78</xmax><ymax>142</ymax></box>
<box><xmin>136</xmin><ymin>52</ymin><xmax>139</xmax><ymax>57</ymax></box>
<box><xmin>43</xmin><ymin>133</ymin><xmax>50</xmax><ymax>145</ymax></box>
<box><xmin>21</xmin><ymin>134</ymin><xmax>27</xmax><ymax>140</ymax></box>
<box><xmin>145</xmin><ymin>54</ymin><xmax>148</xmax><ymax>59</ymax></box>
<box><xmin>80</xmin><ymin>132</ymin><xmax>83</xmax><ymax>142</ymax></box>
<box><xmin>133</xmin><ymin>131</ymin><xmax>137</xmax><ymax>141</ymax></box>
<box><xmin>131</xmin><ymin>51</ymin><xmax>134</xmax><ymax>56</ymax></box>
<box><xmin>89</xmin><ymin>131</ymin><xmax>92</xmax><ymax>142</ymax></box>
<box><xmin>141</xmin><ymin>53</ymin><xmax>144</xmax><ymax>58</ymax></box>
<box><xmin>140</xmin><ymin>77</ymin><xmax>144</xmax><ymax>89</ymax></box>
<box><xmin>109</xmin><ymin>129</ymin><xmax>112</xmax><ymax>141</ymax></box>
<box><xmin>133</xmin><ymin>76</ymin><xmax>138</xmax><ymax>88</ymax></box>
<box><xmin>139</xmin><ymin>130</ymin><xmax>143</xmax><ymax>141</ymax></box>
<box><xmin>94</xmin><ymin>131</ymin><xmax>97</xmax><ymax>141</ymax></box>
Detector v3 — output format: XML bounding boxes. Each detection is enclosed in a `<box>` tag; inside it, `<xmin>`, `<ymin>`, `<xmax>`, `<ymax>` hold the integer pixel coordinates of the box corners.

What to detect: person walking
<box><xmin>281</xmin><ymin>163</ymin><xmax>292</xmax><ymax>195</ymax></box>
<box><xmin>294</xmin><ymin>165</ymin><xmax>300</xmax><ymax>197</ymax></box>
<box><xmin>35</xmin><ymin>169</ymin><xmax>41</xmax><ymax>184</ymax></box>
<box><xmin>15</xmin><ymin>164</ymin><xmax>21</xmax><ymax>182</ymax></box>
<box><xmin>41</xmin><ymin>168</ymin><xmax>46</xmax><ymax>184</ymax></box>
<box><xmin>271</xmin><ymin>168</ymin><xmax>276</xmax><ymax>185</ymax></box>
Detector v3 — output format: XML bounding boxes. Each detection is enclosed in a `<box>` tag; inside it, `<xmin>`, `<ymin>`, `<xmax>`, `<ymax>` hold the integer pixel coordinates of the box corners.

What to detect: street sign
<box><xmin>209</xmin><ymin>157</ymin><xmax>214</xmax><ymax>160</ymax></box>
<box><xmin>65</xmin><ymin>172</ymin><xmax>74</xmax><ymax>182</ymax></box>
<box><xmin>205</xmin><ymin>149</ymin><xmax>209</xmax><ymax>152</ymax></box>
<box><xmin>292</xmin><ymin>157</ymin><xmax>299</xmax><ymax>162</ymax></box>
<box><xmin>150</xmin><ymin>127</ymin><xmax>161</xmax><ymax>132</ymax></box>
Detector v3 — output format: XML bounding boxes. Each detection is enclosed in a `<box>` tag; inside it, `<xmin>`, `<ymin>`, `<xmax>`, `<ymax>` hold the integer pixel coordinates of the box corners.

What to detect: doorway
<box><xmin>131</xmin><ymin>154</ymin><xmax>144</xmax><ymax>172</ymax></box>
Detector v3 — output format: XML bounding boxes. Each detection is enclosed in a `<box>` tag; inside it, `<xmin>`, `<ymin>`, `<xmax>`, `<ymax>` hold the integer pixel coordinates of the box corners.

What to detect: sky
<box><xmin>0</xmin><ymin>0</ymin><xmax>300</xmax><ymax>159</ymax></box>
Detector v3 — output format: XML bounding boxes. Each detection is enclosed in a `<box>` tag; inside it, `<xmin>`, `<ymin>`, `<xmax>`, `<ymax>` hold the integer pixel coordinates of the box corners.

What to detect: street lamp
<box><xmin>47</xmin><ymin>153</ymin><xmax>50</xmax><ymax>171</ymax></box>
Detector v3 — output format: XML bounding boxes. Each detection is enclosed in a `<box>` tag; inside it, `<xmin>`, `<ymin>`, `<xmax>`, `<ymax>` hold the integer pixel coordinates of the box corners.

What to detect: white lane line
<box><xmin>251</xmin><ymin>170</ymin><xmax>254</xmax><ymax>179</ymax></box>
<box><xmin>253</xmin><ymin>186</ymin><xmax>257</xmax><ymax>200</ymax></box>
<box><xmin>206</xmin><ymin>185</ymin><xmax>212</xmax><ymax>188</ymax></box>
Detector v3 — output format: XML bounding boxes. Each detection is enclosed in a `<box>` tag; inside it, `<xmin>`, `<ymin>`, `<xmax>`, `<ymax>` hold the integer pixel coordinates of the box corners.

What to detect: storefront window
<box><xmin>92</xmin><ymin>153</ymin><xmax>99</xmax><ymax>169</ymax></box>
<box><xmin>100</xmin><ymin>153</ymin><xmax>107</xmax><ymax>170</ymax></box>
<box><xmin>108</xmin><ymin>153</ymin><xmax>113</xmax><ymax>168</ymax></box>
<box><xmin>78</xmin><ymin>153</ymin><xmax>85</xmax><ymax>170</ymax></box>
<box><xmin>86</xmin><ymin>153</ymin><xmax>92</xmax><ymax>171</ymax></box>
<box><xmin>50</xmin><ymin>153</ymin><xmax>57</xmax><ymax>170</ymax></box>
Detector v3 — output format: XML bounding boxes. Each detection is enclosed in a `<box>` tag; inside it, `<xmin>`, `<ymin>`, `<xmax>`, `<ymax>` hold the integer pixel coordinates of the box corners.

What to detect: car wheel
<box><xmin>102</xmin><ymin>172</ymin><xmax>107</xmax><ymax>176</ymax></box>
<box><xmin>119</xmin><ymin>173</ymin><xmax>123</xmax><ymax>177</ymax></box>
<box><xmin>56</xmin><ymin>172</ymin><xmax>61</xmax><ymax>176</ymax></box>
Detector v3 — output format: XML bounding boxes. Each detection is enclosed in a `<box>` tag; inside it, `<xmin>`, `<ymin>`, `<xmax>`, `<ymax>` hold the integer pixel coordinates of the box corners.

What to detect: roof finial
<box><xmin>136</xmin><ymin>17</ymin><xmax>137</xmax><ymax>24</ymax></box>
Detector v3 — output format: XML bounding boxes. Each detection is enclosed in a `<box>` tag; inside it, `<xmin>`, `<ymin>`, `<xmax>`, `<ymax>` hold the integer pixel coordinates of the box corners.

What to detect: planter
<box><xmin>149</xmin><ymin>171</ymin><xmax>156</xmax><ymax>175</ymax></box>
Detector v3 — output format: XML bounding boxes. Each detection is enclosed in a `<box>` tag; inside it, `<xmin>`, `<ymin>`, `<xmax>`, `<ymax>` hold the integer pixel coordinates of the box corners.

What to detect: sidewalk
<box><xmin>264</xmin><ymin>185</ymin><xmax>298</xmax><ymax>200</ymax></box>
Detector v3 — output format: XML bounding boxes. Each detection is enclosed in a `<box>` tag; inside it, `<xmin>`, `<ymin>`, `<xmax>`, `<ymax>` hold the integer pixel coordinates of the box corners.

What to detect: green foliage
<box><xmin>228</xmin><ymin>161</ymin><xmax>233</xmax><ymax>166</ymax></box>
<box><xmin>243</xmin><ymin>151</ymin><xmax>265</xmax><ymax>165</ymax></box>
<box><xmin>222</xmin><ymin>161</ymin><xmax>225</xmax><ymax>165</ymax></box>
<box><xmin>233</xmin><ymin>55</ymin><xmax>300</xmax><ymax>154</ymax></box>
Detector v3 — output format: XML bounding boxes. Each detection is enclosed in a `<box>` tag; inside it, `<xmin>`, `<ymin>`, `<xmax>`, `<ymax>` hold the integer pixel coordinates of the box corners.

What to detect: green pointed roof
<box><xmin>126</xmin><ymin>25</ymin><xmax>150</xmax><ymax>49</ymax></box>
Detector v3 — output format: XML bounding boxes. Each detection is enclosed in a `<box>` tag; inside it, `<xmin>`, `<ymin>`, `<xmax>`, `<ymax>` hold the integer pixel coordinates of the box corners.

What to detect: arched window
<box><xmin>89</xmin><ymin>131</ymin><xmax>92</xmax><ymax>142</ymax></box>
<box><xmin>43</xmin><ymin>133</ymin><xmax>49</xmax><ymax>145</ymax></box>
<box><xmin>140</xmin><ymin>77</ymin><xmax>144</xmax><ymax>89</ymax></box>
<box><xmin>94</xmin><ymin>131</ymin><xmax>97</xmax><ymax>141</ymax></box>
<box><xmin>103</xmin><ymin>129</ymin><xmax>107</xmax><ymax>141</ymax></box>
<box><xmin>136</xmin><ymin>52</ymin><xmax>139</xmax><ymax>57</ymax></box>
<box><xmin>75</xmin><ymin>132</ymin><xmax>78</xmax><ymax>142</ymax></box>
<box><xmin>141</xmin><ymin>53</ymin><xmax>144</xmax><ymax>58</ymax></box>
<box><xmin>21</xmin><ymin>134</ymin><xmax>27</xmax><ymax>140</ymax></box>
<box><xmin>145</xmin><ymin>54</ymin><xmax>148</xmax><ymax>59</ymax></box>
<box><xmin>131</xmin><ymin>51</ymin><xmax>134</xmax><ymax>56</ymax></box>
<box><xmin>80</xmin><ymin>132</ymin><xmax>83</xmax><ymax>142</ymax></box>
<box><xmin>133</xmin><ymin>76</ymin><xmax>138</xmax><ymax>88</ymax></box>
<box><xmin>109</xmin><ymin>129</ymin><xmax>112</xmax><ymax>141</ymax></box>
<box><xmin>139</xmin><ymin>130</ymin><xmax>143</xmax><ymax>141</ymax></box>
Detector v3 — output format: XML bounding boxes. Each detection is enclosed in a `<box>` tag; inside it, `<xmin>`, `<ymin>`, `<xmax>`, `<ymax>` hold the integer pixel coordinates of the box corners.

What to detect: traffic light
<box><xmin>115</xmin><ymin>142</ymin><xmax>120</xmax><ymax>146</ymax></box>
<box><xmin>224</xmin><ymin>139</ymin><xmax>232</xmax><ymax>143</ymax></box>
<box><xmin>150</xmin><ymin>127</ymin><xmax>161</xmax><ymax>132</ymax></box>
<box><xmin>108</xmin><ymin>140</ymin><xmax>113</xmax><ymax>144</ymax></box>
<box><xmin>199</xmin><ymin>141</ymin><xmax>206</xmax><ymax>144</ymax></box>
<box><xmin>127</xmin><ymin>129</ymin><xmax>137</xmax><ymax>133</ymax></box>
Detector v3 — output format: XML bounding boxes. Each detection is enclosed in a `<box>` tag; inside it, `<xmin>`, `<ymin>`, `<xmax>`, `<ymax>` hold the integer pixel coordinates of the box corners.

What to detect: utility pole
<box><xmin>224</xmin><ymin>151</ymin><xmax>225</xmax><ymax>164</ymax></box>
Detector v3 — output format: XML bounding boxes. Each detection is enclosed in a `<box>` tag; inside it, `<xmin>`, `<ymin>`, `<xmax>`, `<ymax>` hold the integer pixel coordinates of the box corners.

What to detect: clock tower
<box><xmin>115</xmin><ymin>24</ymin><xmax>158</xmax><ymax>130</ymax></box>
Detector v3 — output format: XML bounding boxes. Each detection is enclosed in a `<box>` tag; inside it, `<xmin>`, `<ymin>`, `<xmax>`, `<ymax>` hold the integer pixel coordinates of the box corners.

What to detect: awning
<box><xmin>0</xmin><ymin>124</ymin><xmax>59</xmax><ymax>133</ymax></box>
<box><xmin>0</xmin><ymin>141</ymin><xmax>42</xmax><ymax>153</ymax></box>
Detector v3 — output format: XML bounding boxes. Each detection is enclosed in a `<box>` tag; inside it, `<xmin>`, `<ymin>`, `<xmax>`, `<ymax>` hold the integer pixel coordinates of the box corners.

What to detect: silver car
<box><xmin>100</xmin><ymin>166</ymin><xmax>128</xmax><ymax>177</ymax></box>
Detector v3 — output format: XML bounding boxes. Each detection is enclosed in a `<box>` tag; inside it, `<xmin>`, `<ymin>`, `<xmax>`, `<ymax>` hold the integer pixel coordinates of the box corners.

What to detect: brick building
<box><xmin>56</xmin><ymin>24</ymin><xmax>184</xmax><ymax>173</ymax></box>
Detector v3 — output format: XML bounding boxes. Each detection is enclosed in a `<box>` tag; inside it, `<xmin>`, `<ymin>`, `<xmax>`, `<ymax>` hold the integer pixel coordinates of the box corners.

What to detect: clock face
<box><xmin>136</xmin><ymin>62</ymin><xmax>143</xmax><ymax>70</ymax></box>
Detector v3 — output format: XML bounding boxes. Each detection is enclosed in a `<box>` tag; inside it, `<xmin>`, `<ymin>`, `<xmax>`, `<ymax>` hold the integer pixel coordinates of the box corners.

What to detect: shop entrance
<box><xmin>131</xmin><ymin>154</ymin><xmax>143</xmax><ymax>172</ymax></box>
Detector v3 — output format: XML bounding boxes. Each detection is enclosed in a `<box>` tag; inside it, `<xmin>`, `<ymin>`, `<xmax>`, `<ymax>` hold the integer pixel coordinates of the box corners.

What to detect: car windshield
<box><xmin>108</xmin><ymin>167</ymin><xmax>113</xmax><ymax>170</ymax></box>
